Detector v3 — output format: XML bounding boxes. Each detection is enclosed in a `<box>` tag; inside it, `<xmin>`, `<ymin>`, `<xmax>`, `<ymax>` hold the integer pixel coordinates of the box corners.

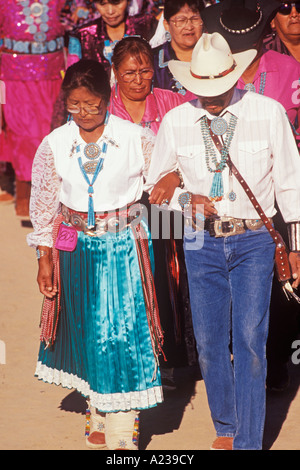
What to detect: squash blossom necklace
<box><xmin>200</xmin><ymin>114</ymin><xmax>238</xmax><ymax>202</ymax></box>
<box><xmin>72</xmin><ymin>111</ymin><xmax>111</xmax><ymax>228</ymax></box>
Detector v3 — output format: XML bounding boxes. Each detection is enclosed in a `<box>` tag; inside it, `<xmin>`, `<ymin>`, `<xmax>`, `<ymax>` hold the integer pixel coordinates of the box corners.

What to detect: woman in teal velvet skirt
<box><xmin>27</xmin><ymin>59</ymin><xmax>179</xmax><ymax>450</ymax></box>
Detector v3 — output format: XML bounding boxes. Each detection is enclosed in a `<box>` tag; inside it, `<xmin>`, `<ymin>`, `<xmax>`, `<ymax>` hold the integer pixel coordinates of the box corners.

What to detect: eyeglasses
<box><xmin>278</xmin><ymin>2</ymin><xmax>300</xmax><ymax>15</ymax></box>
<box><xmin>169</xmin><ymin>16</ymin><xmax>203</xmax><ymax>28</ymax></box>
<box><xmin>119</xmin><ymin>68</ymin><xmax>154</xmax><ymax>83</ymax></box>
<box><xmin>67</xmin><ymin>103</ymin><xmax>103</xmax><ymax>115</ymax></box>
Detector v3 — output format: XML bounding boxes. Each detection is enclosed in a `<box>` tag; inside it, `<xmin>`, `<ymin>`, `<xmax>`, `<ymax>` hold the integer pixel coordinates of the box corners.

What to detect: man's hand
<box><xmin>191</xmin><ymin>194</ymin><xmax>218</xmax><ymax>219</ymax></box>
<box><xmin>289</xmin><ymin>252</ymin><xmax>300</xmax><ymax>289</ymax></box>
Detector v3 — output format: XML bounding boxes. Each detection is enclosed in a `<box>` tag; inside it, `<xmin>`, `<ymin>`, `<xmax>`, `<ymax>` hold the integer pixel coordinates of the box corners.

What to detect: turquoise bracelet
<box><xmin>178</xmin><ymin>191</ymin><xmax>192</xmax><ymax>210</ymax></box>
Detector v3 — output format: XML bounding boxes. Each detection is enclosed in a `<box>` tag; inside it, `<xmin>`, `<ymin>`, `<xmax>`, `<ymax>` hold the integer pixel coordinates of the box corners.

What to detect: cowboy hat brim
<box><xmin>168</xmin><ymin>49</ymin><xmax>257</xmax><ymax>97</ymax></box>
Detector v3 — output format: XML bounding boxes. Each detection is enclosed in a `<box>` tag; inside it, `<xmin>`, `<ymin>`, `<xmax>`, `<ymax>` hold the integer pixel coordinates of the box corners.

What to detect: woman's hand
<box><xmin>191</xmin><ymin>194</ymin><xmax>218</xmax><ymax>219</ymax></box>
<box><xmin>36</xmin><ymin>247</ymin><xmax>58</xmax><ymax>299</ymax></box>
<box><xmin>148</xmin><ymin>171</ymin><xmax>181</xmax><ymax>205</ymax></box>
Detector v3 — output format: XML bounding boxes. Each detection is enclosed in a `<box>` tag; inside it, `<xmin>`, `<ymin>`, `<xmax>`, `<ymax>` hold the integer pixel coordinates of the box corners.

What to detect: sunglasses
<box><xmin>278</xmin><ymin>2</ymin><xmax>300</xmax><ymax>15</ymax></box>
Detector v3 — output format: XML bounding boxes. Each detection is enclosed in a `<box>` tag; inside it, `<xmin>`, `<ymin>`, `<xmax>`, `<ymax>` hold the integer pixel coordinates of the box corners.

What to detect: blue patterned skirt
<box><xmin>35</xmin><ymin>222</ymin><xmax>163</xmax><ymax>413</ymax></box>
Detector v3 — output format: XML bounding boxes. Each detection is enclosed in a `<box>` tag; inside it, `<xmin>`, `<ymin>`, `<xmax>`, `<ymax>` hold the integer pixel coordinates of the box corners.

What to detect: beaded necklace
<box><xmin>75</xmin><ymin>111</ymin><xmax>110</xmax><ymax>228</ymax></box>
<box><xmin>200</xmin><ymin>114</ymin><xmax>238</xmax><ymax>201</ymax></box>
<box><xmin>244</xmin><ymin>72</ymin><xmax>267</xmax><ymax>95</ymax></box>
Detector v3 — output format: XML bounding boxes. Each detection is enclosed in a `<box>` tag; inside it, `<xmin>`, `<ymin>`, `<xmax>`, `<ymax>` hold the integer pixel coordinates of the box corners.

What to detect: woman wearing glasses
<box><xmin>109</xmin><ymin>36</ymin><xmax>187</xmax><ymax>133</ymax></box>
<box><xmin>109</xmin><ymin>36</ymin><xmax>199</xmax><ymax>384</ymax></box>
<box><xmin>28</xmin><ymin>59</ymin><xmax>180</xmax><ymax>450</ymax></box>
<box><xmin>152</xmin><ymin>0</ymin><xmax>205</xmax><ymax>97</ymax></box>
<box><xmin>51</xmin><ymin>0</ymin><xmax>157</xmax><ymax>129</ymax></box>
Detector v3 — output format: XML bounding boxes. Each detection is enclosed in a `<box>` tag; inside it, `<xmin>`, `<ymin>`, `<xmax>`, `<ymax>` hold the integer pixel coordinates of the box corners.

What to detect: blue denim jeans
<box><xmin>184</xmin><ymin>226</ymin><xmax>275</xmax><ymax>450</ymax></box>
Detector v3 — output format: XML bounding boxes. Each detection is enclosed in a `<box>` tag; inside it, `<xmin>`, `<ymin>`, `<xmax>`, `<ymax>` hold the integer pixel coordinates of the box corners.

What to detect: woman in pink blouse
<box><xmin>109</xmin><ymin>36</ymin><xmax>198</xmax><ymax>378</ymax></box>
<box><xmin>109</xmin><ymin>35</ymin><xmax>188</xmax><ymax>134</ymax></box>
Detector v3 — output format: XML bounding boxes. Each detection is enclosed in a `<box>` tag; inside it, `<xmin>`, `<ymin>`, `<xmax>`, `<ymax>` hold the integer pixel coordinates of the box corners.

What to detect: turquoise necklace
<box><xmin>244</xmin><ymin>72</ymin><xmax>267</xmax><ymax>95</ymax></box>
<box><xmin>200</xmin><ymin>114</ymin><xmax>238</xmax><ymax>201</ymax></box>
<box><xmin>76</xmin><ymin>111</ymin><xmax>110</xmax><ymax>228</ymax></box>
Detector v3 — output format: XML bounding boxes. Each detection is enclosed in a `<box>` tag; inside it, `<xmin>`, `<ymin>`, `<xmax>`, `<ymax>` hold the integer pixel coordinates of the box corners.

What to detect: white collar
<box><xmin>192</xmin><ymin>88</ymin><xmax>247</xmax><ymax>123</ymax></box>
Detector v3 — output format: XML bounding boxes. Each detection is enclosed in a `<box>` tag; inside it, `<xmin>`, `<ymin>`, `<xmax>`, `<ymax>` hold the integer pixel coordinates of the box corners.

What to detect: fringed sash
<box><xmin>165</xmin><ymin>234</ymin><xmax>181</xmax><ymax>345</ymax></box>
<box><xmin>39</xmin><ymin>213</ymin><xmax>64</xmax><ymax>347</ymax></box>
<box><xmin>132</xmin><ymin>223</ymin><xmax>165</xmax><ymax>367</ymax></box>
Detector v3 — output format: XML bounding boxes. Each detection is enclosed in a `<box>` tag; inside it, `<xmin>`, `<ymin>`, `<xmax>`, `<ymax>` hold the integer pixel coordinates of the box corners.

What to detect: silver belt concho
<box><xmin>189</xmin><ymin>216</ymin><xmax>272</xmax><ymax>237</ymax></box>
<box><xmin>3</xmin><ymin>36</ymin><xmax>64</xmax><ymax>55</ymax></box>
<box><xmin>61</xmin><ymin>204</ymin><xmax>142</xmax><ymax>237</ymax></box>
<box><xmin>210</xmin><ymin>217</ymin><xmax>272</xmax><ymax>238</ymax></box>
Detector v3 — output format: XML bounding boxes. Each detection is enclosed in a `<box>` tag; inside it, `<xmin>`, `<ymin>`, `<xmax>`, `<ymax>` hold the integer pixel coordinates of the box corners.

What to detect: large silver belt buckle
<box><xmin>214</xmin><ymin>217</ymin><xmax>245</xmax><ymax>238</ymax></box>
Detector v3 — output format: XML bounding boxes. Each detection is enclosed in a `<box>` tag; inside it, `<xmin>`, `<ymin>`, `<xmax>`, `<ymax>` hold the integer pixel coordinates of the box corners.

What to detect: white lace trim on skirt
<box><xmin>35</xmin><ymin>361</ymin><xmax>163</xmax><ymax>413</ymax></box>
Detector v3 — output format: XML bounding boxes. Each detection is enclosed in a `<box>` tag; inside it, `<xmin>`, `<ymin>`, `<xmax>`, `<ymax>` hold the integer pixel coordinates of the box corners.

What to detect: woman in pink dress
<box><xmin>0</xmin><ymin>0</ymin><xmax>67</xmax><ymax>215</ymax></box>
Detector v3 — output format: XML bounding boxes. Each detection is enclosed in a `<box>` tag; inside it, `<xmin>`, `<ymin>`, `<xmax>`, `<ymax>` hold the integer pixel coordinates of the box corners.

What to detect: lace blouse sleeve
<box><xmin>27</xmin><ymin>137</ymin><xmax>62</xmax><ymax>249</ymax></box>
<box><xmin>141</xmin><ymin>126</ymin><xmax>156</xmax><ymax>179</ymax></box>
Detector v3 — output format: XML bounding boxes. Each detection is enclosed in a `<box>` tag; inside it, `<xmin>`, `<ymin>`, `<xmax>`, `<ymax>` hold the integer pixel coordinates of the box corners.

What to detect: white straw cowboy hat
<box><xmin>168</xmin><ymin>33</ymin><xmax>257</xmax><ymax>97</ymax></box>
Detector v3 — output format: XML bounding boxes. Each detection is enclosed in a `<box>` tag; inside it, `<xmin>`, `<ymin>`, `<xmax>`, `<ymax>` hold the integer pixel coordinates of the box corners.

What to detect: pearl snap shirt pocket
<box><xmin>236</xmin><ymin>141</ymin><xmax>271</xmax><ymax>182</ymax></box>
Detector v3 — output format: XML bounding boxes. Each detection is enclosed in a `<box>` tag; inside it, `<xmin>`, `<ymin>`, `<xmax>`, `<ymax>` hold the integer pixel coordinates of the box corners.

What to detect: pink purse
<box><xmin>55</xmin><ymin>223</ymin><xmax>78</xmax><ymax>252</ymax></box>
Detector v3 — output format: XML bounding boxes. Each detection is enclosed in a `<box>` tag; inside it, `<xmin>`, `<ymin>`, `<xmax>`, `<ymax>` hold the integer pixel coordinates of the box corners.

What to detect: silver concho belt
<box><xmin>61</xmin><ymin>204</ymin><xmax>142</xmax><ymax>237</ymax></box>
<box><xmin>202</xmin><ymin>216</ymin><xmax>273</xmax><ymax>238</ymax></box>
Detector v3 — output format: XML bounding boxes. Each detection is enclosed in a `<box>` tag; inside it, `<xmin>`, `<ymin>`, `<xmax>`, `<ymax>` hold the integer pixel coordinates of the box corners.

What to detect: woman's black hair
<box><xmin>164</xmin><ymin>0</ymin><xmax>205</xmax><ymax>22</ymax></box>
<box><xmin>112</xmin><ymin>36</ymin><xmax>154</xmax><ymax>70</ymax></box>
<box><xmin>62</xmin><ymin>59</ymin><xmax>111</xmax><ymax>103</ymax></box>
<box><xmin>94</xmin><ymin>0</ymin><xmax>128</xmax><ymax>6</ymax></box>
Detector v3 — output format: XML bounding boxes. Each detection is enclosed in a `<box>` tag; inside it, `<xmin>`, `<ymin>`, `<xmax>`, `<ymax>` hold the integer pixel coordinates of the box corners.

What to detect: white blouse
<box><xmin>27</xmin><ymin>115</ymin><xmax>155</xmax><ymax>248</ymax></box>
<box><xmin>145</xmin><ymin>89</ymin><xmax>300</xmax><ymax>223</ymax></box>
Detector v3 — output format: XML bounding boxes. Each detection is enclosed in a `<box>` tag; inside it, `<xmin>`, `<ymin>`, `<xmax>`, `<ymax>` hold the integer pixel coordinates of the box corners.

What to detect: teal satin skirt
<box><xmin>35</xmin><ymin>223</ymin><xmax>163</xmax><ymax>413</ymax></box>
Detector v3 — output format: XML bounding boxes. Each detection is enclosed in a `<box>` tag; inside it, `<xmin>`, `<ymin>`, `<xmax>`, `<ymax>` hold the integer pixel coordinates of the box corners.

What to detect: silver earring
<box><xmin>165</xmin><ymin>31</ymin><xmax>172</xmax><ymax>42</ymax></box>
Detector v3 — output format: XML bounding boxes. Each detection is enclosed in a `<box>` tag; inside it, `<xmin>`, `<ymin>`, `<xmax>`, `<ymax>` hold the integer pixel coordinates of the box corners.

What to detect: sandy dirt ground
<box><xmin>1</xmin><ymin>202</ymin><xmax>300</xmax><ymax>452</ymax></box>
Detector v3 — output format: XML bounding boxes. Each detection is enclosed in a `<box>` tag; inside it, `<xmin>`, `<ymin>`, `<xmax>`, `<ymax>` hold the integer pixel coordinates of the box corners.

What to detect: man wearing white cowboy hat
<box><xmin>145</xmin><ymin>32</ymin><xmax>300</xmax><ymax>450</ymax></box>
